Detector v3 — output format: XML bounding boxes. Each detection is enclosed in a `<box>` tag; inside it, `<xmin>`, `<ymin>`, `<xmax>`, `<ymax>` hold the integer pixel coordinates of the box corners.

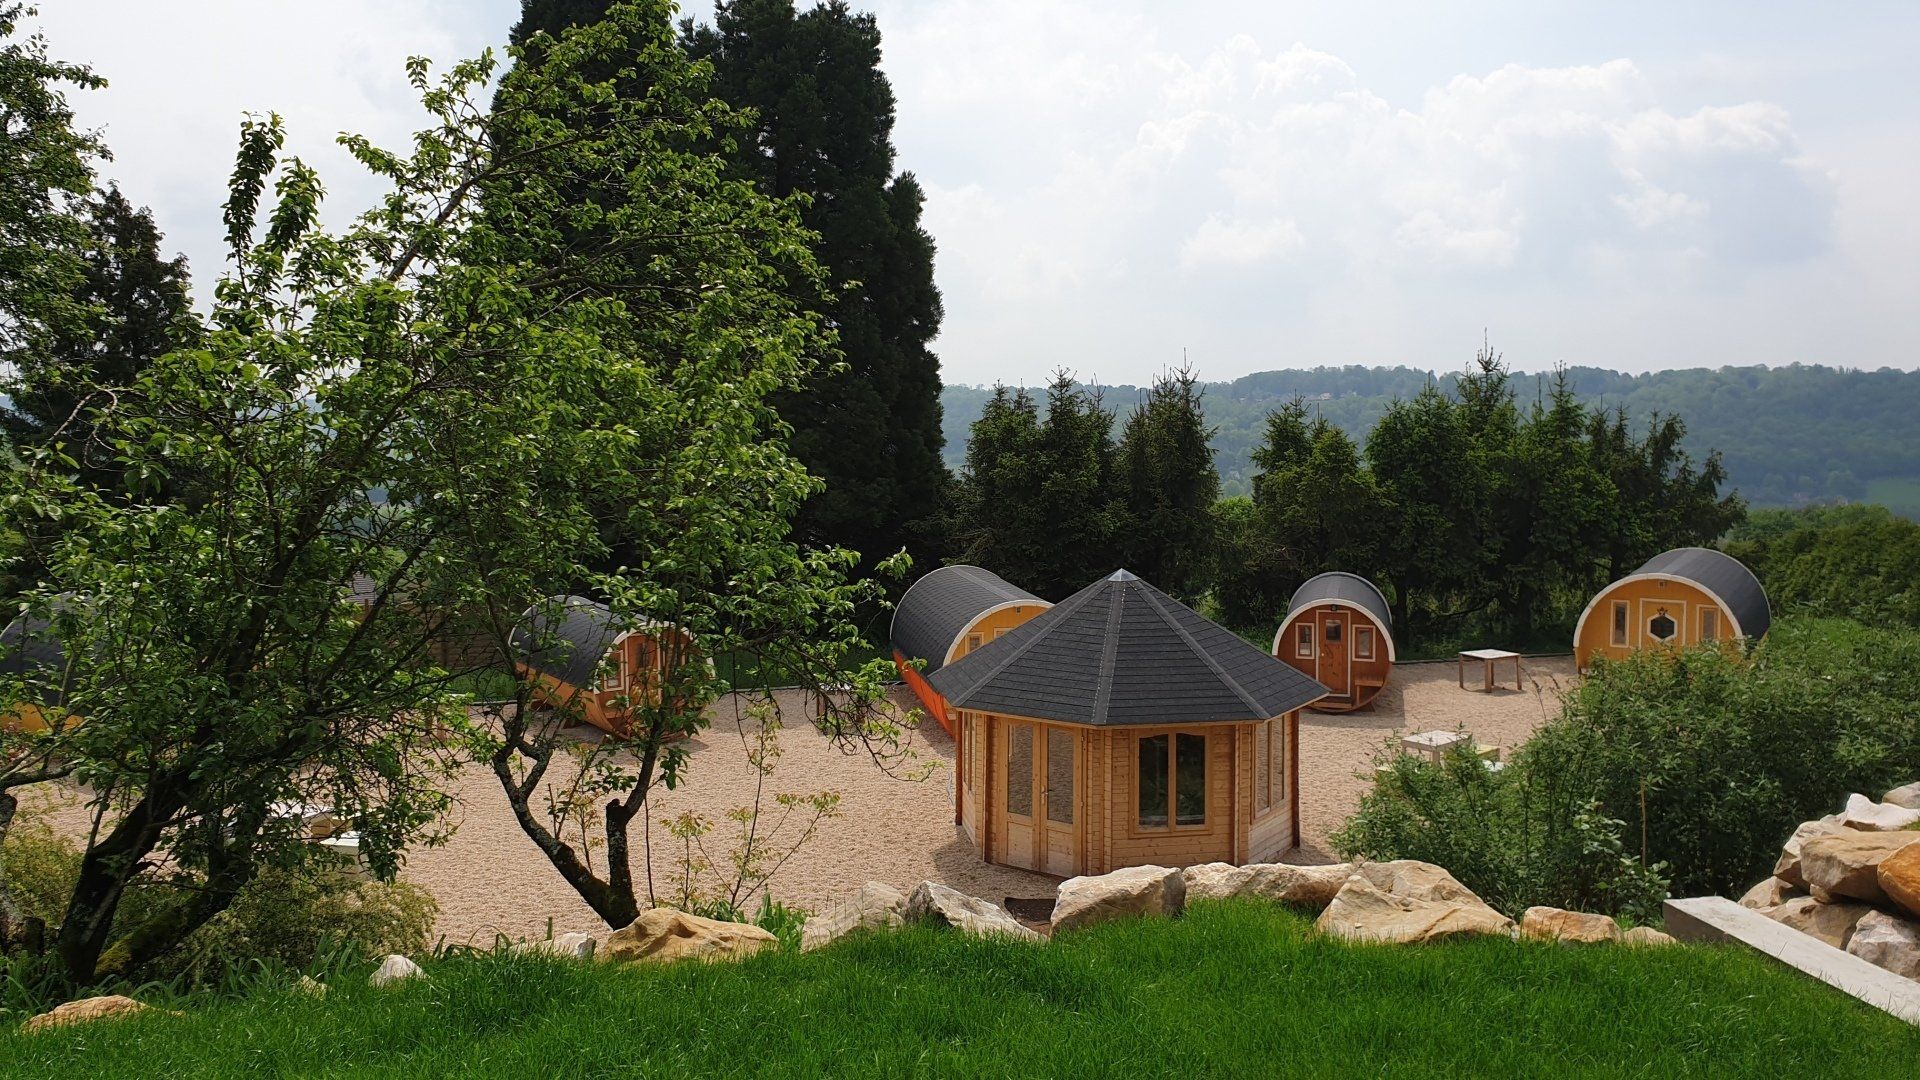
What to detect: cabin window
<box><xmin>1255</xmin><ymin>721</ymin><xmax>1272</xmax><ymax>813</ymax></box>
<box><xmin>1611</xmin><ymin>601</ymin><xmax>1629</xmax><ymax>647</ymax></box>
<box><xmin>1295</xmin><ymin>623</ymin><xmax>1315</xmax><ymax>659</ymax></box>
<box><xmin>1137</xmin><ymin>735</ymin><xmax>1169</xmax><ymax>828</ymax></box>
<box><xmin>1324</xmin><ymin>620</ymin><xmax>1342</xmax><ymax>644</ymax></box>
<box><xmin>995</xmin><ymin>627</ymin><xmax>1008</xmax><ymax>639</ymax></box>
<box><xmin>1046</xmin><ymin>729</ymin><xmax>1075</xmax><ymax>824</ymax></box>
<box><xmin>1175</xmin><ymin>734</ymin><xmax>1207</xmax><ymax>825</ymax></box>
<box><xmin>1268</xmin><ymin>718</ymin><xmax>1285</xmax><ymax>805</ymax></box>
<box><xmin>1648</xmin><ymin>610</ymin><xmax>1677</xmax><ymax>642</ymax></box>
<box><xmin>966</xmin><ymin>632</ymin><xmax>982</xmax><ymax>655</ymax></box>
<box><xmin>1007</xmin><ymin>723</ymin><xmax>1034</xmax><ymax>818</ymax></box>
<box><xmin>1699</xmin><ymin>608</ymin><xmax>1720</xmax><ymax>643</ymax></box>
<box><xmin>1355</xmin><ymin>626</ymin><xmax>1375</xmax><ymax>661</ymax></box>
<box><xmin>599</xmin><ymin>651</ymin><xmax>623</xmax><ymax>693</ymax></box>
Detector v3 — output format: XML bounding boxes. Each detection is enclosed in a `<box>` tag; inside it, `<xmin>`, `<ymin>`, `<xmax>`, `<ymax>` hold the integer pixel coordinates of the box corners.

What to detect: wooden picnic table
<box><xmin>1458</xmin><ymin>648</ymin><xmax>1522</xmax><ymax>693</ymax></box>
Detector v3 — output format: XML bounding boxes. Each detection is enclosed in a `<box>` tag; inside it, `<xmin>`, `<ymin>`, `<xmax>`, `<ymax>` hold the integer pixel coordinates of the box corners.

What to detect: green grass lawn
<box><xmin>3</xmin><ymin>901</ymin><xmax>1915</xmax><ymax>1077</ymax></box>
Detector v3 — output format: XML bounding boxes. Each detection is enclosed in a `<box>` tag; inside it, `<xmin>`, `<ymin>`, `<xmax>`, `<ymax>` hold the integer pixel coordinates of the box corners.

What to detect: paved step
<box><xmin>1664</xmin><ymin>896</ymin><xmax>1920</xmax><ymax>1025</ymax></box>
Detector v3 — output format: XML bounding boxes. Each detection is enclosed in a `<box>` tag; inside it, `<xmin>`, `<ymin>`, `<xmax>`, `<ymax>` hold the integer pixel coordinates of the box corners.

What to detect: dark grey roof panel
<box><xmin>0</xmin><ymin>611</ymin><xmax>69</xmax><ymax>709</ymax></box>
<box><xmin>1287</xmin><ymin>572</ymin><xmax>1392</xmax><ymax>628</ymax></box>
<box><xmin>928</xmin><ymin>569</ymin><xmax>1328</xmax><ymax>726</ymax></box>
<box><xmin>1634</xmin><ymin>547</ymin><xmax>1771</xmax><ymax>639</ymax></box>
<box><xmin>511</xmin><ymin>595</ymin><xmax>620</xmax><ymax>690</ymax></box>
<box><xmin>890</xmin><ymin>565</ymin><xmax>1047</xmax><ymax>675</ymax></box>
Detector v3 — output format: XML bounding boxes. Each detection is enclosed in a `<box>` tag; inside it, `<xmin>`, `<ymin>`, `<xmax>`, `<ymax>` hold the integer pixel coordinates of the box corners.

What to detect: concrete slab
<box><xmin>1664</xmin><ymin>896</ymin><xmax>1920</xmax><ymax>1025</ymax></box>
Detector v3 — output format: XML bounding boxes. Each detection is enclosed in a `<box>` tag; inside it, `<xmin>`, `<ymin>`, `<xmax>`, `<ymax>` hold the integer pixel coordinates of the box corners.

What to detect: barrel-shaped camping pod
<box><xmin>510</xmin><ymin>595</ymin><xmax>698</xmax><ymax>736</ymax></box>
<box><xmin>1573</xmin><ymin>547</ymin><xmax>1769</xmax><ymax>673</ymax></box>
<box><xmin>890</xmin><ymin>565</ymin><xmax>1051</xmax><ymax>735</ymax></box>
<box><xmin>928</xmin><ymin>570</ymin><xmax>1327</xmax><ymax>878</ymax></box>
<box><xmin>1272</xmin><ymin>572</ymin><xmax>1395</xmax><ymax>713</ymax></box>
<box><xmin>0</xmin><ymin>607</ymin><xmax>74</xmax><ymax>734</ymax></box>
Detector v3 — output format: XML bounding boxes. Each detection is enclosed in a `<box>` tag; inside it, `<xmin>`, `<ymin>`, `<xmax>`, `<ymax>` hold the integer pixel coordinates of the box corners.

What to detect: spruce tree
<box><xmin>1115</xmin><ymin>365</ymin><xmax>1219</xmax><ymax>602</ymax></box>
<box><xmin>684</xmin><ymin>1</ymin><xmax>946</xmax><ymax>567</ymax></box>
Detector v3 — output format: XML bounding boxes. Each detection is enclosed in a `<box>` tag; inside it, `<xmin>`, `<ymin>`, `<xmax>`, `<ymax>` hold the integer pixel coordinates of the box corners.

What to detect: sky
<box><xmin>30</xmin><ymin>1</ymin><xmax>1920</xmax><ymax>385</ymax></box>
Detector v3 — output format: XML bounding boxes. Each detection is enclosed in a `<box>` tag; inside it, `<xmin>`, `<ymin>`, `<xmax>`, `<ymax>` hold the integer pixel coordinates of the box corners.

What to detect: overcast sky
<box><xmin>32</xmin><ymin>2</ymin><xmax>1920</xmax><ymax>385</ymax></box>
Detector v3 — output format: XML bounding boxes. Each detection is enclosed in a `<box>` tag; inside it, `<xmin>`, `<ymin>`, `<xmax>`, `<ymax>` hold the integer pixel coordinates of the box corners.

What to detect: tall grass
<box><xmin>3</xmin><ymin>901</ymin><xmax>1914</xmax><ymax>1077</ymax></box>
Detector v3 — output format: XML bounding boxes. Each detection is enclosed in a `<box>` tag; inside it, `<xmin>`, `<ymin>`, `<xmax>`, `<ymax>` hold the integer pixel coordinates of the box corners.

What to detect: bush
<box><xmin>1332</xmin><ymin>747</ymin><xmax>1668</xmax><ymax>922</ymax></box>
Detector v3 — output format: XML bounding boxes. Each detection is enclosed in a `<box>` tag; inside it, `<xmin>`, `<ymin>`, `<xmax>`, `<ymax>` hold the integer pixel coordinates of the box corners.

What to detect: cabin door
<box><xmin>1317</xmin><ymin>610</ymin><xmax>1351</xmax><ymax>699</ymax></box>
<box><xmin>996</xmin><ymin>719</ymin><xmax>1080</xmax><ymax>876</ymax></box>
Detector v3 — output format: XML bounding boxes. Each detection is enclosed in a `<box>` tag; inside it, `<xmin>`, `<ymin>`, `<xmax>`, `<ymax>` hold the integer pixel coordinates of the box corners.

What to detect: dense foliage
<box><xmin>511</xmin><ymin>0</ymin><xmax>949</xmax><ymax>567</ymax></box>
<box><xmin>4</xmin><ymin>901</ymin><xmax>1917</xmax><ymax>1075</ymax></box>
<box><xmin>1338</xmin><ymin>618</ymin><xmax>1920</xmax><ymax>908</ymax></box>
<box><xmin>944</xmin><ymin>362</ymin><xmax>1920</xmax><ymax>516</ymax></box>
<box><xmin>1726</xmin><ymin>505</ymin><xmax>1920</xmax><ymax>629</ymax></box>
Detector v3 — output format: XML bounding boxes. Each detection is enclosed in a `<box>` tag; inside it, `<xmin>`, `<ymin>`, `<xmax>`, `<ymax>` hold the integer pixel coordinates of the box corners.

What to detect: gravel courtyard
<box><xmin>403</xmin><ymin>654</ymin><xmax>1578</xmax><ymax>945</ymax></box>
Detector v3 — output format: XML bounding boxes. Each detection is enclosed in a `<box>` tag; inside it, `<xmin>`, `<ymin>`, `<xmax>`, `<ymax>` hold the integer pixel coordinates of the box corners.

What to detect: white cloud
<box><xmin>1180</xmin><ymin>214</ymin><xmax>1304</xmax><ymax>269</ymax></box>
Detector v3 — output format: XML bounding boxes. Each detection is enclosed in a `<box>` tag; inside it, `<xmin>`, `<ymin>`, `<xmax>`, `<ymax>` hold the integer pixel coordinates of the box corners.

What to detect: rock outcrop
<box><xmin>1519</xmin><ymin>906</ymin><xmax>1623</xmax><ymax>944</ymax></box>
<box><xmin>1844</xmin><ymin>910</ymin><xmax>1920</xmax><ymax>980</ymax></box>
<box><xmin>1882</xmin><ymin>782</ymin><xmax>1920</xmax><ymax>810</ymax></box>
<box><xmin>605</xmin><ymin>909</ymin><xmax>776</xmax><ymax>964</ymax></box>
<box><xmin>1765</xmin><ymin>895</ymin><xmax>1873</xmax><ymax>950</ymax></box>
<box><xmin>1051</xmin><ymin>865</ymin><xmax>1186</xmax><ymax>934</ymax></box>
<box><xmin>1799</xmin><ymin>832</ymin><xmax>1920</xmax><ymax>906</ymax></box>
<box><xmin>21</xmin><ymin>995</ymin><xmax>179</xmax><ymax>1034</ymax></box>
<box><xmin>369</xmin><ymin>954</ymin><xmax>427</xmax><ymax>987</ymax></box>
<box><xmin>1314</xmin><ymin>874</ymin><xmax>1515</xmax><ymax>944</ymax></box>
<box><xmin>1182</xmin><ymin>862</ymin><xmax>1352</xmax><ymax>909</ymax></box>
<box><xmin>512</xmin><ymin>931</ymin><xmax>598</xmax><ymax>961</ymax></box>
<box><xmin>1773</xmin><ymin>816</ymin><xmax>1846</xmax><ymax>888</ymax></box>
<box><xmin>1347</xmin><ymin>860</ymin><xmax>1482</xmax><ymax>904</ymax></box>
<box><xmin>1879</xmin><ymin>842</ymin><xmax>1920</xmax><ymax>920</ymax></box>
<box><xmin>905</xmin><ymin>881</ymin><xmax>1041</xmax><ymax>942</ymax></box>
<box><xmin>801</xmin><ymin>881</ymin><xmax>908</xmax><ymax>952</ymax></box>
<box><xmin>1737</xmin><ymin>876</ymin><xmax>1802</xmax><ymax>911</ymax></box>
<box><xmin>1839</xmin><ymin>792</ymin><xmax>1920</xmax><ymax>832</ymax></box>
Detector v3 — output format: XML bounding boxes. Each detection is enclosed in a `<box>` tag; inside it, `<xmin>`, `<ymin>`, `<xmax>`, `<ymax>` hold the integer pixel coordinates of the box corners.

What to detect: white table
<box><xmin>1401</xmin><ymin>729</ymin><xmax>1470</xmax><ymax>762</ymax></box>
<box><xmin>1458</xmin><ymin>649</ymin><xmax>1522</xmax><ymax>692</ymax></box>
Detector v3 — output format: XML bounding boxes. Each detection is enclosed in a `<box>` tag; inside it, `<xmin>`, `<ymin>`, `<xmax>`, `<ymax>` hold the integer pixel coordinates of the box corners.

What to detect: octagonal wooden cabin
<box><xmin>890</xmin><ymin>565</ymin><xmax>1052</xmax><ymax>737</ymax></box>
<box><xmin>1272</xmin><ymin>572</ymin><xmax>1395</xmax><ymax>713</ymax></box>
<box><xmin>927</xmin><ymin>570</ymin><xmax>1328</xmax><ymax>878</ymax></box>
<box><xmin>510</xmin><ymin>595</ymin><xmax>698</xmax><ymax>737</ymax></box>
<box><xmin>1573</xmin><ymin>547</ymin><xmax>1770</xmax><ymax>673</ymax></box>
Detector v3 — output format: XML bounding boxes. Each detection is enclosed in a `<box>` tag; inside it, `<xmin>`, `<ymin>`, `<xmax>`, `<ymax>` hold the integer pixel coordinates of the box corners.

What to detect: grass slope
<box><xmin>4</xmin><ymin>902</ymin><xmax>1915</xmax><ymax>1077</ymax></box>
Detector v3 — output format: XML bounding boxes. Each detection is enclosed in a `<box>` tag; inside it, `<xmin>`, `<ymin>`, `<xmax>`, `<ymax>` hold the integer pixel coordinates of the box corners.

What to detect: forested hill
<box><xmin>939</xmin><ymin>364</ymin><xmax>1920</xmax><ymax>516</ymax></box>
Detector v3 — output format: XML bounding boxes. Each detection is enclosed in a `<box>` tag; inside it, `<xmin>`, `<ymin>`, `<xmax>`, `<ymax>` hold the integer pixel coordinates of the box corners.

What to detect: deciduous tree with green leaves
<box><xmin>0</xmin><ymin>0</ymin><xmax>898</xmax><ymax>985</ymax></box>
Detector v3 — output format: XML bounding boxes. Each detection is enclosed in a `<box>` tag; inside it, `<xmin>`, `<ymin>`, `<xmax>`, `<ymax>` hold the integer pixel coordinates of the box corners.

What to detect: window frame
<box><xmin>1354</xmin><ymin>625</ymin><xmax>1375</xmax><ymax>661</ymax></box>
<box><xmin>1295</xmin><ymin>622</ymin><xmax>1315</xmax><ymax>659</ymax></box>
<box><xmin>1610</xmin><ymin>600</ymin><xmax>1629</xmax><ymax>647</ymax></box>
<box><xmin>1133</xmin><ymin>729</ymin><xmax>1211</xmax><ymax>833</ymax></box>
<box><xmin>1699</xmin><ymin>606</ymin><xmax>1720</xmax><ymax>643</ymax></box>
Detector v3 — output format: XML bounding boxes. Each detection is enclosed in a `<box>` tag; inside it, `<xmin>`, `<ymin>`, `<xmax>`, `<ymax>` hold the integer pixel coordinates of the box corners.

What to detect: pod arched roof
<box><xmin>1274</xmin><ymin>572</ymin><xmax>1397</xmax><ymax>662</ymax></box>
<box><xmin>1577</xmin><ymin>547</ymin><xmax>1771</xmax><ymax>641</ymax></box>
<box><xmin>928</xmin><ymin>569</ymin><xmax>1327</xmax><ymax>726</ymax></box>
<box><xmin>890</xmin><ymin>565</ymin><xmax>1047</xmax><ymax>676</ymax></box>
<box><xmin>511</xmin><ymin>595</ymin><xmax>622</xmax><ymax>689</ymax></box>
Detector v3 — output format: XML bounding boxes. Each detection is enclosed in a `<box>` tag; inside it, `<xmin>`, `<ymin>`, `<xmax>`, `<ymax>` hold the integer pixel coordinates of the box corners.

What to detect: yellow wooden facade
<box><xmin>1573</xmin><ymin>576</ymin><xmax>1735</xmax><ymax>672</ymax></box>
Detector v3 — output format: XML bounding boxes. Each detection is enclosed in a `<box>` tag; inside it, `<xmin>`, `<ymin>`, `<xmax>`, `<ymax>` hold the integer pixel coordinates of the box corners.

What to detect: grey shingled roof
<box><xmin>1287</xmin><ymin>572</ymin><xmax>1393</xmax><ymax>628</ymax></box>
<box><xmin>0</xmin><ymin>610</ymin><xmax>69</xmax><ymax>708</ymax></box>
<box><xmin>890</xmin><ymin>565</ymin><xmax>1047</xmax><ymax>675</ymax></box>
<box><xmin>511</xmin><ymin>595</ymin><xmax>620</xmax><ymax>690</ymax></box>
<box><xmin>927</xmin><ymin>569</ymin><xmax>1328</xmax><ymax>726</ymax></box>
<box><xmin>1634</xmin><ymin>547</ymin><xmax>1772</xmax><ymax>639</ymax></box>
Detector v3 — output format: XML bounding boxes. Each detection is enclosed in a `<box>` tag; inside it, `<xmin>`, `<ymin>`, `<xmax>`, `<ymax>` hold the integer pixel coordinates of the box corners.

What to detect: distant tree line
<box><xmin>949</xmin><ymin>344</ymin><xmax>1744</xmax><ymax>651</ymax></box>
<box><xmin>1725</xmin><ymin>505</ymin><xmax>1920</xmax><ymax>630</ymax></box>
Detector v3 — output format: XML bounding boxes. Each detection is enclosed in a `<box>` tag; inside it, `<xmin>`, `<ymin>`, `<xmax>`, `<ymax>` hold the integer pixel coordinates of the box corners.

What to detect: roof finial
<box><xmin>1107</xmin><ymin>568</ymin><xmax>1138</xmax><ymax>582</ymax></box>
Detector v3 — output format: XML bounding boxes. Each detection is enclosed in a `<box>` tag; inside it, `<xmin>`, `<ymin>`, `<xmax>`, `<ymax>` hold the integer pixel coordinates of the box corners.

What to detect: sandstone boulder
<box><xmin>1844</xmin><ymin>910</ymin><xmax>1920</xmax><ymax>981</ymax></box>
<box><xmin>1181</xmin><ymin>862</ymin><xmax>1352</xmax><ymax>910</ymax></box>
<box><xmin>1765</xmin><ymin>895</ymin><xmax>1873</xmax><ymax>950</ymax></box>
<box><xmin>369</xmin><ymin>954</ymin><xmax>427</xmax><ymax>987</ymax></box>
<box><xmin>1314</xmin><ymin>875</ymin><xmax>1515</xmax><ymax>944</ymax></box>
<box><xmin>605</xmin><ymin>909</ymin><xmax>776</xmax><ymax>964</ymax></box>
<box><xmin>801</xmin><ymin>881</ymin><xmax>908</xmax><ymax>951</ymax></box>
<box><xmin>1839</xmin><ymin>792</ymin><xmax>1920</xmax><ymax>832</ymax></box>
<box><xmin>1879</xmin><ymin>842</ymin><xmax>1920</xmax><ymax>920</ymax></box>
<box><xmin>1737</xmin><ymin>876</ymin><xmax>1802</xmax><ymax>911</ymax></box>
<box><xmin>1519</xmin><ymin>906</ymin><xmax>1623</xmax><ymax>944</ymax></box>
<box><xmin>21</xmin><ymin>995</ymin><xmax>179</xmax><ymax>1034</ymax></box>
<box><xmin>512</xmin><ymin>931</ymin><xmax>598</xmax><ymax>961</ymax></box>
<box><xmin>1051</xmin><ymin>865</ymin><xmax>1186</xmax><ymax>934</ymax></box>
<box><xmin>1882</xmin><ymin>782</ymin><xmax>1920</xmax><ymax>810</ymax></box>
<box><xmin>1773</xmin><ymin>815</ymin><xmax>1846</xmax><ymax>888</ymax></box>
<box><xmin>1800</xmin><ymin>831</ymin><xmax>1920</xmax><ymax>905</ymax></box>
<box><xmin>294</xmin><ymin>975</ymin><xmax>328</xmax><ymax>998</ymax></box>
<box><xmin>1623</xmin><ymin>926</ymin><xmax>1677</xmax><ymax>947</ymax></box>
<box><xmin>905</xmin><ymin>881</ymin><xmax>1041</xmax><ymax>942</ymax></box>
<box><xmin>1348</xmin><ymin>860</ymin><xmax>1483</xmax><ymax>904</ymax></box>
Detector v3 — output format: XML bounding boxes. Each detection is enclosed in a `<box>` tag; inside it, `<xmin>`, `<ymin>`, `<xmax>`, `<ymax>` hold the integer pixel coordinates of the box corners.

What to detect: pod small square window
<box><xmin>1355</xmin><ymin>626</ymin><xmax>1375</xmax><ymax>661</ymax></box>
<box><xmin>1296</xmin><ymin>623</ymin><xmax>1314</xmax><ymax>658</ymax></box>
<box><xmin>1611</xmin><ymin>600</ymin><xmax>1629</xmax><ymax>647</ymax></box>
<box><xmin>1699</xmin><ymin>607</ymin><xmax>1719</xmax><ymax>643</ymax></box>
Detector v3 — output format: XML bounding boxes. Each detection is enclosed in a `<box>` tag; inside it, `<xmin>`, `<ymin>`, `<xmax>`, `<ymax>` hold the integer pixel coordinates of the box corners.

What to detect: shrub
<box><xmin>1332</xmin><ymin>747</ymin><xmax>1668</xmax><ymax>921</ymax></box>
